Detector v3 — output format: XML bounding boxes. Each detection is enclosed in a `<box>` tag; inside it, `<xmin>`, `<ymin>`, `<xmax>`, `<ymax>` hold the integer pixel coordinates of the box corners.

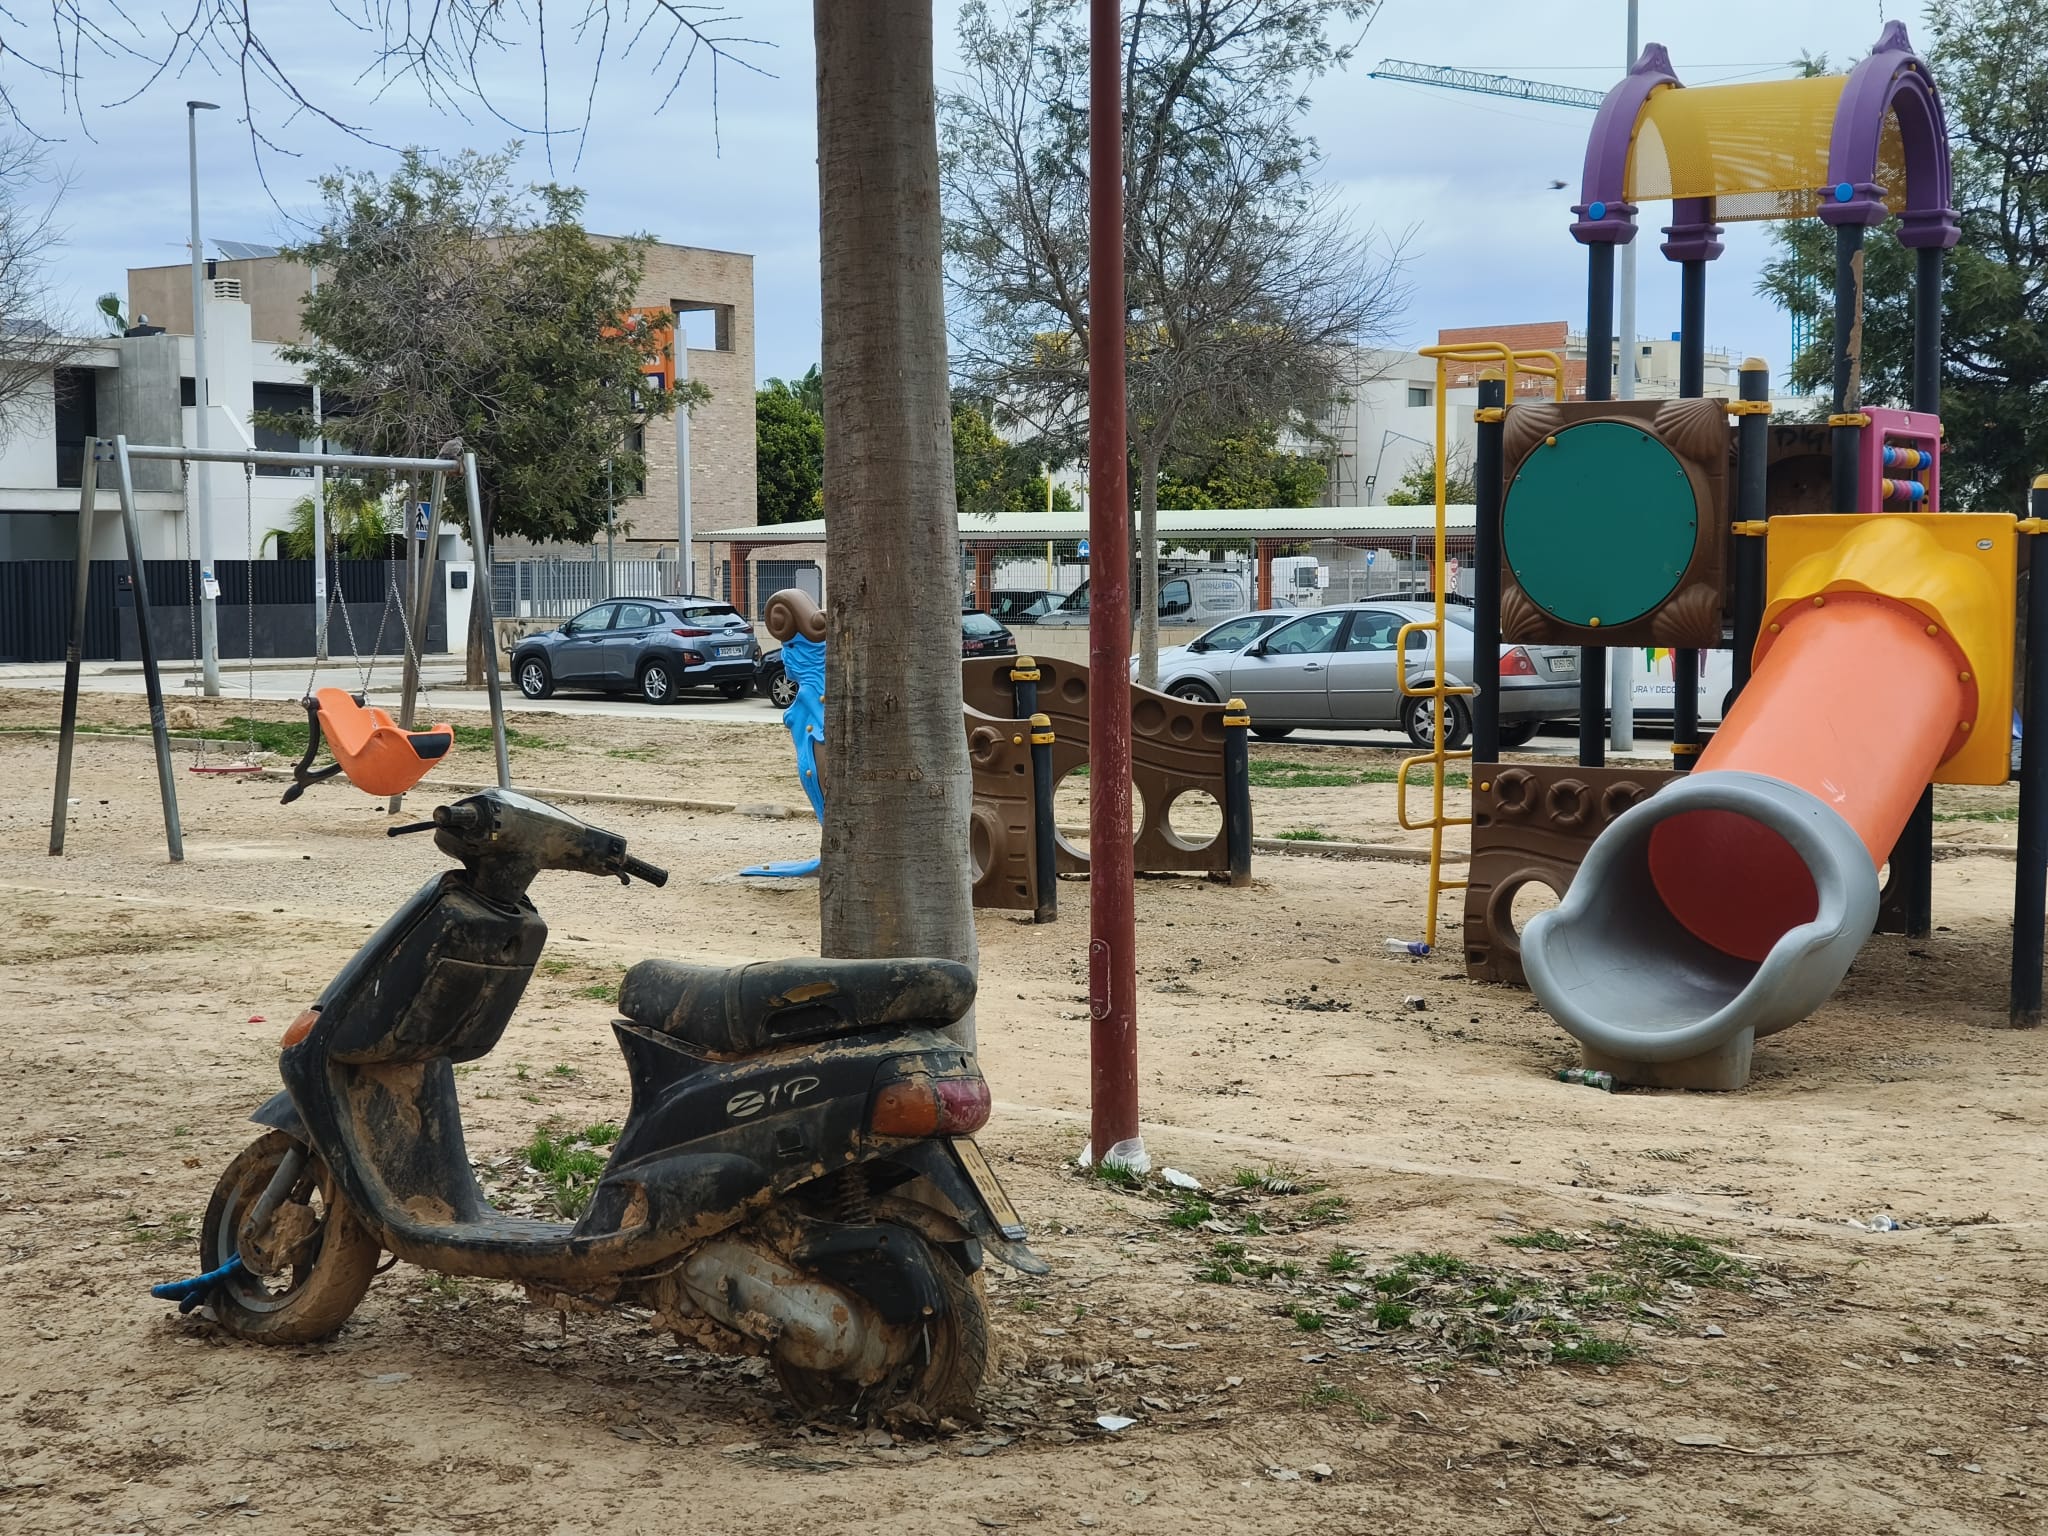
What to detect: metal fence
<box><xmin>492</xmin><ymin>557</ymin><xmax>689</xmax><ymax>620</ymax></box>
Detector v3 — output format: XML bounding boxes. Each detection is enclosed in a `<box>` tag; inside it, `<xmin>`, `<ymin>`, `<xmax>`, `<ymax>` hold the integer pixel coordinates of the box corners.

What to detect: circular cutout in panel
<box><xmin>1053</xmin><ymin>769</ymin><xmax>1146</xmax><ymax>856</ymax></box>
<box><xmin>1504</xmin><ymin>421</ymin><xmax>1699</xmax><ymax>628</ymax></box>
<box><xmin>1133</xmin><ymin>697</ymin><xmax>1167</xmax><ymax>736</ymax></box>
<box><xmin>1163</xmin><ymin>789</ymin><xmax>1222</xmax><ymax>851</ymax></box>
<box><xmin>1506</xmin><ymin>876</ymin><xmax>1561</xmax><ymax>937</ymax></box>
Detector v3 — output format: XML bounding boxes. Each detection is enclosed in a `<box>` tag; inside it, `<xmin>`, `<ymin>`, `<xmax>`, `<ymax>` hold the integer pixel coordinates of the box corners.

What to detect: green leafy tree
<box><xmin>263</xmin><ymin>147</ymin><xmax>690</xmax><ymax>680</ymax></box>
<box><xmin>757</xmin><ymin>370</ymin><xmax>826</xmax><ymax>524</ymax></box>
<box><xmin>261</xmin><ymin>479</ymin><xmax>395</xmax><ymax>559</ymax></box>
<box><xmin>1156</xmin><ymin>423</ymin><xmax>1327</xmax><ymax>509</ymax></box>
<box><xmin>1382</xmin><ymin>448</ymin><xmax>1476</xmax><ymax>507</ymax></box>
<box><xmin>1759</xmin><ymin>1</ymin><xmax>2048</xmax><ymax>510</ymax></box>
<box><xmin>952</xmin><ymin>396</ymin><xmax>1076</xmax><ymax>516</ymax></box>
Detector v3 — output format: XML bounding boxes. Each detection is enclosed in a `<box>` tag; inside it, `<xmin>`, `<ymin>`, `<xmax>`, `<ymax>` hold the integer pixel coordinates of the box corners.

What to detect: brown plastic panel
<box><xmin>962</xmin><ymin>655</ymin><xmax>1236</xmax><ymax>878</ymax></box>
<box><xmin>963</xmin><ymin>706</ymin><xmax>1040</xmax><ymax>911</ymax></box>
<box><xmin>1499</xmin><ymin>398</ymin><xmax>1732</xmax><ymax>649</ymax></box>
<box><xmin>1462</xmin><ymin>760</ymin><xmax>1678</xmax><ymax>987</ymax></box>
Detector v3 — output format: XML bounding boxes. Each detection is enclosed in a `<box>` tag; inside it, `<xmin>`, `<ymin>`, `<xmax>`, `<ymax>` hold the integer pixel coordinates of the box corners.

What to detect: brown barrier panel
<box><xmin>963</xmin><ymin>654</ymin><xmax>1240</xmax><ymax>880</ymax></box>
<box><xmin>1463</xmin><ymin>760</ymin><xmax>1678</xmax><ymax>987</ymax></box>
<box><xmin>964</xmin><ymin>706</ymin><xmax>1041</xmax><ymax>911</ymax></box>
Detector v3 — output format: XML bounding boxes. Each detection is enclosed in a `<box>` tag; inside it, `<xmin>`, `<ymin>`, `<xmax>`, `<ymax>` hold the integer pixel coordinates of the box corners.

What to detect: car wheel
<box><xmin>1171</xmin><ymin>681</ymin><xmax>1218</xmax><ymax>704</ymax></box>
<box><xmin>639</xmin><ymin>660</ymin><xmax>676</xmax><ymax>704</ymax></box>
<box><xmin>516</xmin><ymin>655</ymin><xmax>553</xmax><ymax>700</ymax></box>
<box><xmin>1403</xmin><ymin>694</ymin><xmax>1472</xmax><ymax>750</ymax></box>
<box><xmin>718</xmin><ymin>680</ymin><xmax>752</xmax><ymax>701</ymax></box>
<box><xmin>1252</xmin><ymin>725</ymin><xmax>1294</xmax><ymax>740</ymax></box>
<box><xmin>1497</xmin><ymin>721</ymin><xmax>1542</xmax><ymax>749</ymax></box>
<box><xmin>767</xmin><ymin>669</ymin><xmax>798</xmax><ymax>710</ymax></box>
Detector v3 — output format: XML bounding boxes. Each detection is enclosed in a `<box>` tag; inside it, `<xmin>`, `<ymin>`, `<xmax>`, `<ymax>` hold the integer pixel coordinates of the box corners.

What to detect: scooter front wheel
<box><xmin>199</xmin><ymin>1130</ymin><xmax>381</xmax><ymax>1345</ymax></box>
<box><xmin>773</xmin><ymin>1228</ymin><xmax>988</xmax><ymax>1422</ymax></box>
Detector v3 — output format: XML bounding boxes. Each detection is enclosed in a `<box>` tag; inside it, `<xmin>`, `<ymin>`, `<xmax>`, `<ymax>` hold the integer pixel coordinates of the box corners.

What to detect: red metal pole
<box><xmin>1086</xmin><ymin>0</ymin><xmax>1141</xmax><ymax>1169</ymax></box>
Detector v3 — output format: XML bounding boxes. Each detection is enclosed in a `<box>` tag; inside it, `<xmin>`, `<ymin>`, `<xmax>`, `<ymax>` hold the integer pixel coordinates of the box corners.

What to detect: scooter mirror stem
<box><xmin>386</xmin><ymin>821</ymin><xmax>438</xmax><ymax>838</ymax></box>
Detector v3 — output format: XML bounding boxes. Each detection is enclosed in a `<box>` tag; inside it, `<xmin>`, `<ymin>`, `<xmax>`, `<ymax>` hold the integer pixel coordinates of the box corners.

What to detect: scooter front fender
<box><xmin>250</xmin><ymin>1089</ymin><xmax>306</xmax><ymax>1140</ymax></box>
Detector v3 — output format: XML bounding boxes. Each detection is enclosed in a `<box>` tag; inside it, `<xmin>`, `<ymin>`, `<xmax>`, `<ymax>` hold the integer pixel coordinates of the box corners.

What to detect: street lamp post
<box><xmin>186</xmin><ymin>99</ymin><xmax>221</xmax><ymax>697</ymax></box>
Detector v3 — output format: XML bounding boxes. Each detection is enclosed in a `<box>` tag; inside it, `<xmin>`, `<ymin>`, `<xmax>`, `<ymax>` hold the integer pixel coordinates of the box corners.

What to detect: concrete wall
<box><xmin>128</xmin><ymin>258</ymin><xmax>311</xmax><ymax>346</ymax></box>
<box><xmin>101</xmin><ymin>334</ymin><xmax>182</xmax><ymax>491</ymax></box>
<box><xmin>0</xmin><ymin>372</ymin><xmax>54</xmax><ymax>491</ymax></box>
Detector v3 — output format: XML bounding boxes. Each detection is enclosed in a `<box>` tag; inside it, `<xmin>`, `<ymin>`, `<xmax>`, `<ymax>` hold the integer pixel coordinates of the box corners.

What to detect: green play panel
<box><xmin>1503</xmin><ymin>421</ymin><xmax>1700</xmax><ymax>628</ymax></box>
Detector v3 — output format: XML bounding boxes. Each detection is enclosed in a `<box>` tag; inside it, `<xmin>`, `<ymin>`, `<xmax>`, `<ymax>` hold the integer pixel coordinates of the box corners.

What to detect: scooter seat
<box><xmin>619</xmin><ymin>956</ymin><xmax>976</xmax><ymax>1055</ymax></box>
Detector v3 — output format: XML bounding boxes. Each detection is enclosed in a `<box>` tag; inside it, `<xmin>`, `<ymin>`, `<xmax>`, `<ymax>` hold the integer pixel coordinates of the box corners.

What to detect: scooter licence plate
<box><xmin>949</xmin><ymin>1136</ymin><xmax>1028</xmax><ymax>1242</ymax></box>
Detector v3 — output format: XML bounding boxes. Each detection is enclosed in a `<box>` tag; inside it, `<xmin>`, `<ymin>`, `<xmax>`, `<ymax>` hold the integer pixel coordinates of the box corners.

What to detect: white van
<box><xmin>1036</xmin><ymin>568</ymin><xmax>1253</xmax><ymax>627</ymax></box>
<box><xmin>1614</xmin><ymin>647</ymin><xmax>1735</xmax><ymax>725</ymax></box>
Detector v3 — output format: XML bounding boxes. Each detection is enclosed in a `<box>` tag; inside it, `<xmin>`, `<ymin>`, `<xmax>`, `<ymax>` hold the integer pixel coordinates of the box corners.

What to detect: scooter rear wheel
<box><xmin>773</xmin><ymin>1229</ymin><xmax>988</xmax><ymax>1423</ymax></box>
<box><xmin>199</xmin><ymin>1130</ymin><xmax>381</xmax><ymax>1345</ymax></box>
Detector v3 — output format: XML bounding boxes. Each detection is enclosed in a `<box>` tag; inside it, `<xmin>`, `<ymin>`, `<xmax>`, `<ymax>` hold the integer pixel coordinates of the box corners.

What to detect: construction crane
<box><xmin>1366</xmin><ymin>60</ymin><xmax>1606</xmax><ymax>111</ymax></box>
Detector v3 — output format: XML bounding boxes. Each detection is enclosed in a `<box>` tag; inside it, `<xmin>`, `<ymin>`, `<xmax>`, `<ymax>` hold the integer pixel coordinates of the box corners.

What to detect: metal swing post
<box><xmin>463</xmin><ymin>451</ymin><xmax>511</xmax><ymax>789</ymax></box>
<box><xmin>113</xmin><ymin>435</ymin><xmax>185</xmax><ymax>861</ymax></box>
<box><xmin>49</xmin><ymin>439</ymin><xmax>105</xmax><ymax>855</ymax></box>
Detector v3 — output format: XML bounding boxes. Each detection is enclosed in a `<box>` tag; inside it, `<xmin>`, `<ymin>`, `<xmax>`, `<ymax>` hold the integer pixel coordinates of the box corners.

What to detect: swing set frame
<box><xmin>47</xmin><ymin>434</ymin><xmax>511</xmax><ymax>864</ymax></box>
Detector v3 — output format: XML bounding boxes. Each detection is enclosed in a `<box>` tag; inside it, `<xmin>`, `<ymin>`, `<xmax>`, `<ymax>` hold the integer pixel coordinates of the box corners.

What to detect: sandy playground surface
<box><xmin>0</xmin><ymin>689</ymin><xmax>2043</xmax><ymax>1535</ymax></box>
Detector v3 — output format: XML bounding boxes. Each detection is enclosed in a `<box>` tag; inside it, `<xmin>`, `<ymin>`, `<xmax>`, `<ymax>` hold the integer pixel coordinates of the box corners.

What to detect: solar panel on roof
<box><xmin>212</xmin><ymin>239</ymin><xmax>279</xmax><ymax>260</ymax></box>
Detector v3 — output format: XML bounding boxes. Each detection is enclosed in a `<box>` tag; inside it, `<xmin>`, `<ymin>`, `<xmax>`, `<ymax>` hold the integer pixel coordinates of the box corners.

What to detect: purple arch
<box><xmin>1822</xmin><ymin>21</ymin><xmax>1958</xmax><ymax>247</ymax></box>
<box><xmin>1573</xmin><ymin>22</ymin><xmax>1958</xmax><ymax>251</ymax></box>
<box><xmin>1569</xmin><ymin>43</ymin><xmax>1678</xmax><ymax>247</ymax></box>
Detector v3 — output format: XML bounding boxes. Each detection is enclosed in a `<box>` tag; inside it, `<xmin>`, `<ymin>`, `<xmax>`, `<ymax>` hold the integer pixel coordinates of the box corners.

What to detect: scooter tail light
<box><xmin>1500</xmin><ymin>646</ymin><xmax>1538</xmax><ymax>677</ymax></box>
<box><xmin>870</xmin><ymin>1074</ymin><xmax>991</xmax><ymax>1137</ymax></box>
<box><xmin>935</xmin><ymin>1077</ymin><xmax>992</xmax><ymax>1134</ymax></box>
<box><xmin>281</xmin><ymin>1006</ymin><xmax>321</xmax><ymax>1047</ymax></box>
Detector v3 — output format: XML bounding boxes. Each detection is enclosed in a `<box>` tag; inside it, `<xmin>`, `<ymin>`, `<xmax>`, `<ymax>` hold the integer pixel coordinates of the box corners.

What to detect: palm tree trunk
<box><xmin>814</xmin><ymin>0</ymin><xmax>978</xmax><ymax>1050</ymax></box>
<box><xmin>1137</xmin><ymin>440</ymin><xmax>1161</xmax><ymax>689</ymax></box>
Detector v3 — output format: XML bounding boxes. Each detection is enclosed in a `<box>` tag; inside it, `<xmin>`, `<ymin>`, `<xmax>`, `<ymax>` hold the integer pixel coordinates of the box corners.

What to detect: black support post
<box><xmin>2011</xmin><ymin>479</ymin><xmax>2048</xmax><ymax>1026</ymax></box>
<box><xmin>1730</xmin><ymin>361</ymin><xmax>1771</xmax><ymax>697</ymax></box>
<box><xmin>1222</xmin><ymin>696</ymin><xmax>1253</xmax><ymax>888</ymax></box>
<box><xmin>1578</xmin><ymin>242</ymin><xmax>1615</xmax><ymax>767</ymax></box>
<box><xmin>1472</xmin><ymin>374</ymin><xmax>1506</xmax><ymax>764</ymax></box>
<box><xmin>1029</xmin><ymin>711</ymin><xmax>1059</xmax><ymax>923</ymax></box>
<box><xmin>1010</xmin><ymin>655</ymin><xmax>1040</xmax><ymax>721</ymax></box>
<box><xmin>1672</xmin><ymin>257</ymin><xmax>1708</xmax><ymax>772</ymax></box>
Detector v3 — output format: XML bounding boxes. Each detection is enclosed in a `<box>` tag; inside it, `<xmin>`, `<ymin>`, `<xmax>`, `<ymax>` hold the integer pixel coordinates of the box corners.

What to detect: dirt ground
<box><xmin>1</xmin><ymin>692</ymin><xmax>2044</xmax><ymax>1535</ymax></box>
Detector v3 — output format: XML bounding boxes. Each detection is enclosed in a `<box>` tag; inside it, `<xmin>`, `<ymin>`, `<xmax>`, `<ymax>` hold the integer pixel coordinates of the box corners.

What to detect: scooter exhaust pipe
<box><xmin>678</xmin><ymin>1240</ymin><xmax>898</xmax><ymax>1380</ymax></box>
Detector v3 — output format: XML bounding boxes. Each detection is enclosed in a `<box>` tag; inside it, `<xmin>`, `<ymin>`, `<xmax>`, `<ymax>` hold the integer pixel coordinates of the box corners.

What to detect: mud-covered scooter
<box><xmin>174</xmin><ymin>788</ymin><xmax>1041</xmax><ymax>1418</ymax></box>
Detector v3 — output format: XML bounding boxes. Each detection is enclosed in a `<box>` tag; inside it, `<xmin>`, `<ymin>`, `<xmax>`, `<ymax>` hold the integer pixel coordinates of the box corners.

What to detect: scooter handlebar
<box><xmin>621</xmin><ymin>855</ymin><xmax>670</xmax><ymax>888</ymax></box>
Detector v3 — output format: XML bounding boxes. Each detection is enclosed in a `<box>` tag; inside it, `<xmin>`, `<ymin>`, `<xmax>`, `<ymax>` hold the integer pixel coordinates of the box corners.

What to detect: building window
<box><xmin>252</xmin><ymin>383</ymin><xmax>316</xmax><ymax>476</ymax></box>
<box><xmin>673</xmin><ymin>301</ymin><xmax>736</xmax><ymax>354</ymax></box>
<box><xmin>54</xmin><ymin>367</ymin><xmax>99</xmax><ymax>489</ymax></box>
<box><xmin>1406</xmin><ymin>386</ymin><xmax>1431</xmax><ymax>408</ymax></box>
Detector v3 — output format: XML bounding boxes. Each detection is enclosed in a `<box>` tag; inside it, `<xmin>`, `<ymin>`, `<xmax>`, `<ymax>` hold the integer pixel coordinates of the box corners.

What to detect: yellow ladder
<box><xmin>1396</xmin><ymin>343</ymin><xmax>1567</xmax><ymax>950</ymax></box>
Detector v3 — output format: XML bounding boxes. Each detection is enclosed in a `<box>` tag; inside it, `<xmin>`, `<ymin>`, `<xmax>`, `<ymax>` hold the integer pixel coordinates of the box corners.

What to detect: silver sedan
<box><xmin>1149</xmin><ymin>601</ymin><xmax>1579</xmax><ymax>747</ymax></box>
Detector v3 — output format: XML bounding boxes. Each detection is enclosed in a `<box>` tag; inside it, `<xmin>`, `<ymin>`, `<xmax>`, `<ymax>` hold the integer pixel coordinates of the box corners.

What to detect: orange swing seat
<box><xmin>280</xmin><ymin>687</ymin><xmax>455</xmax><ymax>804</ymax></box>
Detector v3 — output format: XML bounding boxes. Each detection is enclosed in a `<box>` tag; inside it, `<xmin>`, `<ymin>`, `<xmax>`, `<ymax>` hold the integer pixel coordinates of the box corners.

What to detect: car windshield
<box><xmin>1057</xmin><ymin>585</ymin><xmax>1088</xmax><ymax>612</ymax></box>
<box><xmin>1444</xmin><ymin>607</ymin><xmax>1473</xmax><ymax>630</ymax></box>
<box><xmin>991</xmin><ymin>592</ymin><xmax>1044</xmax><ymax>617</ymax></box>
<box><xmin>962</xmin><ymin>612</ymin><xmax>1006</xmax><ymax>637</ymax></box>
<box><xmin>1191</xmin><ymin>616</ymin><xmax>1272</xmax><ymax>652</ymax></box>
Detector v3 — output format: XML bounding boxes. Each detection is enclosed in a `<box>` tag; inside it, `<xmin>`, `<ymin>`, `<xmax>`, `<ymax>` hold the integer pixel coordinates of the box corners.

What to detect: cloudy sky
<box><xmin>13</xmin><ymin>1</ymin><xmax>1916</xmax><ymax>381</ymax></box>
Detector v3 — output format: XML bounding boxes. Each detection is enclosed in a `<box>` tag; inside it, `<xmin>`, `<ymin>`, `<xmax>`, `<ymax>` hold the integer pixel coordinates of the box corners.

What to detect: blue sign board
<box><xmin>1076</xmin><ymin>538</ymin><xmax>1090</xmax><ymax>560</ymax></box>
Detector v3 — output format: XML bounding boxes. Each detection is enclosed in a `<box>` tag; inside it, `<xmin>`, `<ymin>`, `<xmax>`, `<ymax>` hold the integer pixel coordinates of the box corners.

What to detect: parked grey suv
<box><xmin>513</xmin><ymin>598</ymin><xmax>759</xmax><ymax>704</ymax></box>
<box><xmin>1149</xmin><ymin>600</ymin><xmax>1578</xmax><ymax>747</ymax></box>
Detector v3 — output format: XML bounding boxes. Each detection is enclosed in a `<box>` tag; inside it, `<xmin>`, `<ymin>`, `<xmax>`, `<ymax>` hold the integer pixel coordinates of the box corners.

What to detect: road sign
<box><xmin>1364</xmin><ymin>549</ymin><xmax>1376</xmax><ymax>567</ymax></box>
<box><xmin>413</xmin><ymin>502</ymin><xmax>431</xmax><ymax>541</ymax></box>
<box><xmin>1076</xmin><ymin>538</ymin><xmax>1090</xmax><ymax>560</ymax></box>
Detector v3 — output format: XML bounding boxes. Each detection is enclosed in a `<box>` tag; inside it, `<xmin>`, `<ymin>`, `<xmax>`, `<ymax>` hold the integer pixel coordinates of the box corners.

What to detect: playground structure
<box><xmin>744</xmin><ymin>590</ymin><xmax>1254</xmax><ymax>903</ymax></box>
<box><xmin>46</xmin><ymin>436</ymin><xmax>510</xmax><ymax>862</ymax></box>
<box><xmin>1421</xmin><ymin>23</ymin><xmax>2048</xmax><ymax>1088</ymax></box>
<box><xmin>960</xmin><ymin>655</ymin><xmax>1254</xmax><ymax>887</ymax></box>
<box><xmin>742</xmin><ymin>589</ymin><xmax>1058</xmax><ymax>915</ymax></box>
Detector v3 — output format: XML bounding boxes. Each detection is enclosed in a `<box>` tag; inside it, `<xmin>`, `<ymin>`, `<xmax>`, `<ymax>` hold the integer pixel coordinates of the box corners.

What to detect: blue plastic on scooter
<box><xmin>150</xmin><ymin>1253</ymin><xmax>246</xmax><ymax>1313</ymax></box>
<box><xmin>742</xmin><ymin>632</ymin><xmax>826</xmax><ymax>880</ymax></box>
